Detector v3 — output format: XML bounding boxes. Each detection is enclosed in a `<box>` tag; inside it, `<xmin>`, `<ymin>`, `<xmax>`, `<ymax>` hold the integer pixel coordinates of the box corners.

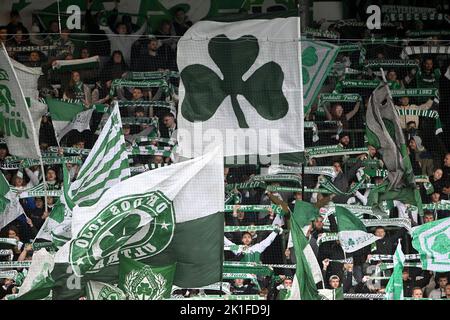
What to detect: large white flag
<box><xmin>54</xmin><ymin>147</ymin><xmax>224</xmax><ymax>288</ymax></box>
<box><xmin>0</xmin><ymin>43</ymin><xmax>42</xmax><ymax>159</ymax></box>
<box><xmin>177</xmin><ymin>17</ymin><xmax>304</xmax><ymax>162</ymax></box>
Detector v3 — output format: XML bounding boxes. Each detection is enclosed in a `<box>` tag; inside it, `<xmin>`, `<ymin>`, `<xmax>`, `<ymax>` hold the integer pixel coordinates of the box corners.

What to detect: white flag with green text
<box><xmin>0</xmin><ymin>43</ymin><xmax>42</xmax><ymax>159</ymax></box>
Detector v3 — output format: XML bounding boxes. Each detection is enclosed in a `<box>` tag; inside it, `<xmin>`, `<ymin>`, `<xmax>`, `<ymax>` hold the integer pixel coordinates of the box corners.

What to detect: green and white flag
<box><xmin>0</xmin><ymin>43</ymin><xmax>42</xmax><ymax>159</ymax></box>
<box><xmin>68</xmin><ymin>102</ymin><xmax>130</xmax><ymax>207</ymax></box>
<box><xmin>384</xmin><ymin>242</ymin><xmax>405</xmax><ymax>300</ymax></box>
<box><xmin>412</xmin><ymin>217</ymin><xmax>450</xmax><ymax>272</ymax></box>
<box><xmin>51</xmin><ymin>147</ymin><xmax>223</xmax><ymax>298</ymax></box>
<box><xmin>35</xmin><ymin>164</ymin><xmax>73</xmax><ymax>245</ymax></box>
<box><xmin>288</xmin><ymin>200</ymin><xmax>323</xmax><ymax>300</ymax></box>
<box><xmin>318</xmin><ymin>287</ymin><xmax>344</xmax><ymax>300</ymax></box>
<box><xmin>366</xmin><ymin>84</ymin><xmax>422</xmax><ymax>213</ymax></box>
<box><xmin>301</xmin><ymin>40</ymin><xmax>338</xmax><ymax>114</ymax></box>
<box><xmin>177</xmin><ymin>17</ymin><xmax>304</xmax><ymax>162</ymax></box>
<box><xmin>52</xmin><ymin>56</ymin><xmax>100</xmax><ymax>72</ymax></box>
<box><xmin>118</xmin><ymin>255</ymin><xmax>175</xmax><ymax>300</ymax></box>
<box><xmin>0</xmin><ymin>171</ymin><xmax>25</xmax><ymax>229</ymax></box>
<box><xmin>37</xmin><ymin>103</ymin><xmax>130</xmax><ymax>247</ymax></box>
<box><xmin>86</xmin><ymin>281</ymin><xmax>126</xmax><ymax>300</ymax></box>
<box><xmin>335</xmin><ymin>206</ymin><xmax>379</xmax><ymax>253</ymax></box>
<box><xmin>15</xmin><ymin>249</ymin><xmax>55</xmax><ymax>300</ymax></box>
<box><xmin>47</xmin><ymin>98</ymin><xmax>94</xmax><ymax>142</ymax></box>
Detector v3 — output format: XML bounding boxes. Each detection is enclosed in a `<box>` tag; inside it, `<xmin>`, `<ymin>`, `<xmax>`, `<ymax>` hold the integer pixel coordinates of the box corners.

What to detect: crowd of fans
<box><xmin>1</xmin><ymin>4</ymin><xmax>450</xmax><ymax>300</ymax></box>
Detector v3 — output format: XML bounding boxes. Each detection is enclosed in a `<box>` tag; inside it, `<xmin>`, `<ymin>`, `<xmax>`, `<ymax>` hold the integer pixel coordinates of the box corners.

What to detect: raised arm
<box><xmin>267</xmin><ymin>191</ymin><xmax>290</xmax><ymax>215</ymax></box>
<box><xmin>354</xmin><ymin>189</ymin><xmax>369</xmax><ymax>206</ymax></box>
<box><xmin>323</xmin><ymin>103</ymin><xmax>333</xmax><ymax>121</ymax></box>
<box><xmin>99</xmin><ymin>24</ymin><xmax>114</xmax><ymax>36</ymax></box>
<box><xmin>133</xmin><ymin>19</ymin><xmax>148</xmax><ymax>36</ymax></box>
<box><xmin>24</xmin><ymin>168</ymin><xmax>39</xmax><ymax>186</ymax></box>
<box><xmin>416</xmin><ymin>99</ymin><xmax>433</xmax><ymax>110</ymax></box>
<box><xmin>251</xmin><ymin>231</ymin><xmax>278</xmax><ymax>254</ymax></box>
<box><xmin>224</xmin><ymin>236</ymin><xmax>235</xmax><ymax>247</ymax></box>
<box><xmin>345</xmin><ymin>101</ymin><xmax>360</xmax><ymax>121</ymax></box>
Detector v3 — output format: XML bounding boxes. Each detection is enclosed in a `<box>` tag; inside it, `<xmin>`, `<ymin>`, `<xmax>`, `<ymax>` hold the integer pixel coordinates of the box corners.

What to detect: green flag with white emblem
<box><xmin>177</xmin><ymin>17</ymin><xmax>304</xmax><ymax>163</ymax></box>
<box><xmin>118</xmin><ymin>255</ymin><xmax>175</xmax><ymax>300</ymax></box>
<box><xmin>86</xmin><ymin>281</ymin><xmax>126</xmax><ymax>300</ymax></box>
<box><xmin>412</xmin><ymin>217</ymin><xmax>450</xmax><ymax>272</ymax></box>
<box><xmin>335</xmin><ymin>206</ymin><xmax>379</xmax><ymax>253</ymax></box>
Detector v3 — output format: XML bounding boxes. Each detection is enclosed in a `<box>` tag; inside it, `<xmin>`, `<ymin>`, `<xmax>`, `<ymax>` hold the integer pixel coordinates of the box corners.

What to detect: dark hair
<box><xmin>374</xmin><ymin>226</ymin><xmax>385</xmax><ymax>231</ymax></box>
<box><xmin>175</xmin><ymin>7</ymin><xmax>186</xmax><ymax>14</ymax></box>
<box><xmin>437</xmin><ymin>274</ymin><xmax>448</xmax><ymax>280</ymax></box>
<box><xmin>424</xmin><ymin>211</ymin><xmax>434</xmax><ymax>217</ymax></box>
<box><xmin>406</xmin><ymin>121</ymin><xmax>416</xmax><ymax>126</ymax></box>
<box><xmin>160</xmin><ymin>19</ymin><xmax>171</xmax><ymax>27</ymax></box>
<box><xmin>115</xmin><ymin>22</ymin><xmax>128</xmax><ymax>33</ymax></box>
<box><xmin>241</xmin><ymin>232</ymin><xmax>252</xmax><ymax>239</ymax></box>
<box><xmin>163</xmin><ymin>112</ymin><xmax>174</xmax><ymax>119</ymax></box>
<box><xmin>8</xmin><ymin>226</ymin><xmax>19</xmax><ymax>236</ymax></box>
<box><xmin>109</xmin><ymin>50</ymin><xmax>127</xmax><ymax>67</ymax></box>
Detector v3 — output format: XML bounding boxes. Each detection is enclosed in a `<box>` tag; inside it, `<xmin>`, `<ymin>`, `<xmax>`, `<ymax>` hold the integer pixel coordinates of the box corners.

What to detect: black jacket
<box><xmin>332</xmin><ymin>160</ymin><xmax>362</xmax><ymax>204</ymax></box>
<box><xmin>371</xmin><ymin>229</ymin><xmax>406</xmax><ymax>255</ymax></box>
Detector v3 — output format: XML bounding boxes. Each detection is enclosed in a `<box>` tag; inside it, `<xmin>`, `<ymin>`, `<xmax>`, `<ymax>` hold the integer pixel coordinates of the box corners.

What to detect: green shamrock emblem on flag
<box><xmin>431</xmin><ymin>233</ymin><xmax>450</xmax><ymax>257</ymax></box>
<box><xmin>136</xmin><ymin>282</ymin><xmax>152</xmax><ymax>297</ymax></box>
<box><xmin>180</xmin><ymin>34</ymin><xmax>288</xmax><ymax>128</ymax></box>
<box><xmin>301</xmin><ymin>47</ymin><xmax>318</xmax><ymax>85</ymax></box>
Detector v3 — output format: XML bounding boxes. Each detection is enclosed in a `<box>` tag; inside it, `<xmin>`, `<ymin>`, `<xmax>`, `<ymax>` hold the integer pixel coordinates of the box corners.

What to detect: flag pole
<box><xmin>56</xmin><ymin>0</ymin><xmax>62</xmax><ymax>35</ymax></box>
<box><xmin>301</xmin><ymin>163</ymin><xmax>305</xmax><ymax>199</ymax></box>
<box><xmin>39</xmin><ymin>159</ymin><xmax>49</xmax><ymax>214</ymax></box>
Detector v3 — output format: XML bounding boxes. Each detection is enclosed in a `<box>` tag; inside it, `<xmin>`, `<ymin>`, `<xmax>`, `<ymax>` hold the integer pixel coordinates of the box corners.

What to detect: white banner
<box><xmin>0</xmin><ymin>43</ymin><xmax>42</xmax><ymax>159</ymax></box>
<box><xmin>177</xmin><ymin>17</ymin><xmax>304</xmax><ymax>160</ymax></box>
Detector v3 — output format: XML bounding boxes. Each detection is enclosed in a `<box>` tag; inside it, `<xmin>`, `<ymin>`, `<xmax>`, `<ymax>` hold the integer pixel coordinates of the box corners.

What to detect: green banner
<box><xmin>364</xmin><ymin>60</ymin><xmax>418</xmax><ymax>69</ymax></box>
<box><xmin>391</xmin><ymin>88</ymin><xmax>438</xmax><ymax>97</ymax></box>
<box><xmin>319</xmin><ymin>93</ymin><xmax>361</xmax><ymax>105</ymax></box>
<box><xmin>0</xmin><ymin>261</ymin><xmax>32</xmax><ymax>268</ymax></box>
<box><xmin>224</xmin><ymin>225</ymin><xmax>282</xmax><ymax>233</ymax></box>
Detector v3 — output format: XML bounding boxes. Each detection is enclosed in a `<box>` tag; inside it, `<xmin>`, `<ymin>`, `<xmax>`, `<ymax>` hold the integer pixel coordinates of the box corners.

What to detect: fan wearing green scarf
<box><xmin>63</xmin><ymin>71</ymin><xmax>92</xmax><ymax>106</ymax></box>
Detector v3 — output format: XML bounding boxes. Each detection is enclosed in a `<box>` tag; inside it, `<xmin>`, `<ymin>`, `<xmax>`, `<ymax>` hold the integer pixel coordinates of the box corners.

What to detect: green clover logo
<box><xmin>431</xmin><ymin>233</ymin><xmax>450</xmax><ymax>256</ymax></box>
<box><xmin>180</xmin><ymin>34</ymin><xmax>288</xmax><ymax>128</ymax></box>
<box><xmin>136</xmin><ymin>282</ymin><xmax>152</xmax><ymax>296</ymax></box>
<box><xmin>301</xmin><ymin>46</ymin><xmax>318</xmax><ymax>85</ymax></box>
